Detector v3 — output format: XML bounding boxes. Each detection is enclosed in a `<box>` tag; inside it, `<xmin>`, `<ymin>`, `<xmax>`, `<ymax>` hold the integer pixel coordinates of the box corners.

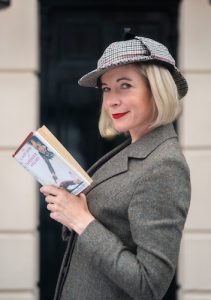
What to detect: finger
<box><xmin>50</xmin><ymin>211</ymin><xmax>67</xmax><ymax>225</ymax></box>
<box><xmin>50</xmin><ymin>212</ymin><xmax>60</xmax><ymax>220</ymax></box>
<box><xmin>45</xmin><ymin>195</ymin><xmax>56</xmax><ymax>204</ymax></box>
<box><xmin>40</xmin><ymin>185</ymin><xmax>60</xmax><ymax>196</ymax></box>
<box><xmin>47</xmin><ymin>203</ymin><xmax>57</xmax><ymax>212</ymax></box>
<box><xmin>42</xmin><ymin>192</ymin><xmax>49</xmax><ymax>197</ymax></box>
<box><xmin>50</xmin><ymin>212</ymin><xmax>71</xmax><ymax>229</ymax></box>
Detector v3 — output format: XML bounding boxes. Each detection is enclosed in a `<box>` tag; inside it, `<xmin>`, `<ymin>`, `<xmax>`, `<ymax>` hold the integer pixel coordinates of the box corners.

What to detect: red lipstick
<box><xmin>112</xmin><ymin>112</ymin><xmax>128</xmax><ymax>119</ymax></box>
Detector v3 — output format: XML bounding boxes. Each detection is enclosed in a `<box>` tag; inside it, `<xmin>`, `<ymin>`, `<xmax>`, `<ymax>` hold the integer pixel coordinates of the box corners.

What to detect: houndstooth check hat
<box><xmin>78</xmin><ymin>36</ymin><xmax>188</xmax><ymax>99</ymax></box>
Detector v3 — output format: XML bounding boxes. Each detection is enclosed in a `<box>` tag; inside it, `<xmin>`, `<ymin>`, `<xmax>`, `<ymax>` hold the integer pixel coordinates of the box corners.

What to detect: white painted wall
<box><xmin>178</xmin><ymin>0</ymin><xmax>211</xmax><ymax>299</ymax></box>
<box><xmin>0</xmin><ymin>0</ymin><xmax>39</xmax><ymax>299</ymax></box>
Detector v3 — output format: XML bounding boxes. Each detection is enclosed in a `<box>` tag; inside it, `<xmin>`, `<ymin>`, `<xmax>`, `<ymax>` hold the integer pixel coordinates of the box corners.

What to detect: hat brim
<box><xmin>78</xmin><ymin>67</ymin><xmax>109</xmax><ymax>88</ymax></box>
<box><xmin>78</xmin><ymin>60</ymin><xmax>188</xmax><ymax>99</ymax></box>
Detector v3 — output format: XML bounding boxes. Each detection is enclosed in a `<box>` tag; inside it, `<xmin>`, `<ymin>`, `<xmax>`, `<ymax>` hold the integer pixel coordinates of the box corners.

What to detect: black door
<box><xmin>40</xmin><ymin>1</ymin><xmax>181</xmax><ymax>299</ymax></box>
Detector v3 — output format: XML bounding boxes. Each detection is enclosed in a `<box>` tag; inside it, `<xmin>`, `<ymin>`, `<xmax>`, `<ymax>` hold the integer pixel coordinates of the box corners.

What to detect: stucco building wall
<box><xmin>0</xmin><ymin>1</ymin><xmax>39</xmax><ymax>299</ymax></box>
<box><xmin>178</xmin><ymin>0</ymin><xmax>211</xmax><ymax>299</ymax></box>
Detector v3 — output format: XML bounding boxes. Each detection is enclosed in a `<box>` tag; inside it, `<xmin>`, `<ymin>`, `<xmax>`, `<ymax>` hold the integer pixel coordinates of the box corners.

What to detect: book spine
<box><xmin>12</xmin><ymin>132</ymin><xmax>34</xmax><ymax>157</ymax></box>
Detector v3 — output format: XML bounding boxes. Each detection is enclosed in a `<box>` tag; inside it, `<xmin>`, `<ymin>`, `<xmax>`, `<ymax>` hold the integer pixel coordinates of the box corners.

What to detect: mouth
<box><xmin>112</xmin><ymin>112</ymin><xmax>129</xmax><ymax>119</ymax></box>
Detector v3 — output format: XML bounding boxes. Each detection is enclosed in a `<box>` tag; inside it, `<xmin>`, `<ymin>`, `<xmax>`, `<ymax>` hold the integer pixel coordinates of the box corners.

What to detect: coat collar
<box><xmin>86</xmin><ymin>124</ymin><xmax>177</xmax><ymax>194</ymax></box>
<box><xmin>127</xmin><ymin>123</ymin><xmax>177</xmax><ymax>159</ymax></box>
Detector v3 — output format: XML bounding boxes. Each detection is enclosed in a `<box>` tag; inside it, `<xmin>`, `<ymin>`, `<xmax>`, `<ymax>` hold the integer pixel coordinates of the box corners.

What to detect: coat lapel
<box><xmin>127</xmin><ymin>123</ymin><xmax>177</xmax><ymax>159</ymax></box>
<box><xmin>86</xmin><ymin>138</ymin><xmax>131</xmax><ymax>194</ymax></box>
<box><xmin>87</xmin><ymin>138</ymin><xmax>131</xmax><ymax>177</ymax></box>
<box><xmin>86</xmin><ymin>124</ymin><xmax>177</xmax><ymax>194</ymax></box>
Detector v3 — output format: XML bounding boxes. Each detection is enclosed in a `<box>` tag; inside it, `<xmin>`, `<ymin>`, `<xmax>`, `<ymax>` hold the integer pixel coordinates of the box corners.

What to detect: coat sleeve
<box><xmin>76</xmin><ymin>157</ymin><xmax>191</xmax><ymax>300</ymax></box>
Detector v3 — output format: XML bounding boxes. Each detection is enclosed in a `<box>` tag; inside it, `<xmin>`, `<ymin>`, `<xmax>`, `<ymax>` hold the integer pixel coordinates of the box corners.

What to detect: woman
<box><xmin>40</xmin><ymin>34</ymin><xmax>191</xmax><ymax>300</ymax></box>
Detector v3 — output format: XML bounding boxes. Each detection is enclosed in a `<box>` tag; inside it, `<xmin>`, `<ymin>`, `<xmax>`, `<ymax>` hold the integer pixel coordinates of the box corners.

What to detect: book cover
<box><xmin>13</xmin><ymin>126</ymin><xmax>93</xmax><ymax>195</ymax></box>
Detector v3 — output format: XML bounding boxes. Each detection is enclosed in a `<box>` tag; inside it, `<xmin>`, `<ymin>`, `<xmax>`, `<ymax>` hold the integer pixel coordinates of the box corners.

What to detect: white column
<box><xmin>178</xmin><ymin>0</ymin><xmax>211</xmax><ymax>299</ymax></box>
<box><xmin>0</xmin><ymin>0</ymin><xmax>39</xmax><ymax>299</ymax></box>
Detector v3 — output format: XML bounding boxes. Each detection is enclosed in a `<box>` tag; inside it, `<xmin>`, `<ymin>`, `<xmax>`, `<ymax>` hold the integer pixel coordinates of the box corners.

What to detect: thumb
<box><xmin>78</xmin><ymin>193</ymin><xmax>86</xmax><ymax>201</ymax></box>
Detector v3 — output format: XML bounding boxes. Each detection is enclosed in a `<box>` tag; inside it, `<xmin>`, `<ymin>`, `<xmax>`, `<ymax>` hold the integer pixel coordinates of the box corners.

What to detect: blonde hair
<box><xmin>99</xmin><ymin>63</ymin><xmax>182</xmax><ymax>138</ymax></box>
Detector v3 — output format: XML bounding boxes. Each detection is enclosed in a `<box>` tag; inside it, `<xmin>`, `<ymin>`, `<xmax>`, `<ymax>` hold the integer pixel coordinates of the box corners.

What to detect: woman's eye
<box><xmin>121</xmin><ymin>83</ymin><xmax>131</xmax><ymax>89</ymax></box>
<box><xmin>102</xmin><ymin>86</ymin><xmax>110</xmax><ymax>93</ymax></box>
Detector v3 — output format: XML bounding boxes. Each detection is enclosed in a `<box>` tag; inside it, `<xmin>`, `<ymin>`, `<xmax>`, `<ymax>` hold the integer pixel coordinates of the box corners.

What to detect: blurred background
<box><xmin>0</xmin><ymin>0</ymin><xmax>211</xmax><ymax>299</ymax></box>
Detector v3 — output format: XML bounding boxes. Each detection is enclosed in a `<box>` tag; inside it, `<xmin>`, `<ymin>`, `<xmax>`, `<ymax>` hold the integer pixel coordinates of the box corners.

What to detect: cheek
<box><xmin>101</xmin><ymin>99</ymin><xmax>110</xmax><ymax>119</ymax></box>
<box><xmin>146</xmin><ymin>96</ymin><xmax>155</xmax><ymax>114</ymax></box>
<box><xmin>144</xmin><ymin>99</ymin><xmax>155</xmax><ymax>122</ymax></box>
<box><xmin>102</xmin><ymin>97</ymin><xmax>109</xmax><ymax>111</ymax></box>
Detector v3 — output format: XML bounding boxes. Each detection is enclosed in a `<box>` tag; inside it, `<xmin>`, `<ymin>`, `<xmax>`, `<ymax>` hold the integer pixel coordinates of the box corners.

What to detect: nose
<box><xmin>104</xmin><ymin>91</ymin><xmax>121</xmax><ymax>108</ymax></box>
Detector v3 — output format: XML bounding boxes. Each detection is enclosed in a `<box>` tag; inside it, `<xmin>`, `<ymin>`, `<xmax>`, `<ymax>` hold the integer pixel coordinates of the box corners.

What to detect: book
<box><xmin>12</xmin><ymin>125</ymin><xmax>93</xmax><ymax>195</ymax></box>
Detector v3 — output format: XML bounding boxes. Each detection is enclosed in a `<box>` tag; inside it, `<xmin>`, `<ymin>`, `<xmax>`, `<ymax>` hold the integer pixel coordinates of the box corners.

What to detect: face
<box><xmin>101</xmin><ymin>64</ymin><xmax>154</xmax><ymax>142</ymax></box>
<box><xmin>31</xmin><ymin>140</ymin><xmax>46</xmax><ymax>153</ymax></box>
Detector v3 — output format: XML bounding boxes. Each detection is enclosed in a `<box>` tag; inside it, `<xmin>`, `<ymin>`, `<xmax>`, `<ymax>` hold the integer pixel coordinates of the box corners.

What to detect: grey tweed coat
<box><xmin>54</xmin><ymin>124</ymin><xmax>191</xmax><ymax>300</ymax></box>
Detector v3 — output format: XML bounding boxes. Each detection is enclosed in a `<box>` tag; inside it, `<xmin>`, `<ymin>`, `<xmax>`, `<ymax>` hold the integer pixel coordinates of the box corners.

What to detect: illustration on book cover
<box><xmin>15</xmin><ymin>134</ymin><xmax>85</xmax><ymax>194</ymax></box>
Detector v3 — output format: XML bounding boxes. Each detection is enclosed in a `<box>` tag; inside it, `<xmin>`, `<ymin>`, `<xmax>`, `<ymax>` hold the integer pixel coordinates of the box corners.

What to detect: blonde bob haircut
<box><xmin>98</xmin><ymin>63</ymin><xmax>182</xmax><ymax>138</ymax></box>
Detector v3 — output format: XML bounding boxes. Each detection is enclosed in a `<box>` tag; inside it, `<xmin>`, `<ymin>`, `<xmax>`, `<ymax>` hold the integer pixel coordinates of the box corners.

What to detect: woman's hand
<box><xmin>40</xmin><ymin>185</ymin><xmax>95</xmax><ymax>235</ymax></box>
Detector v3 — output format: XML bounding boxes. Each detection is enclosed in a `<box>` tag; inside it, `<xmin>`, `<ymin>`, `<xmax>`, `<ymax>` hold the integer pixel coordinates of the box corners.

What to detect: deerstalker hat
<box><xmin>78</xmin><ymin>36</ymin><xmax>188</xmax><ymax>99</ymax></box>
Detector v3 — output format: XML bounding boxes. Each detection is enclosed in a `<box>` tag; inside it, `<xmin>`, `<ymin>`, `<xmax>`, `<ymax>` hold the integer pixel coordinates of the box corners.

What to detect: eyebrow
<box><xmin>101</xmin><ymin>77</ymin><xmax>132</xmax><ymax>86</ymax></box>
